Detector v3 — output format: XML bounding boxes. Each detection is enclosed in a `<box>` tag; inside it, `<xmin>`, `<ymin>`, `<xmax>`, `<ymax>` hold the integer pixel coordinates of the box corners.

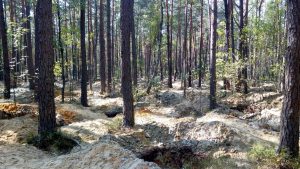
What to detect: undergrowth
<box><xmin>27</xmin><ymin>131</ymin><xmax>78</xmax><ymax>154</ymax></box>
<box><xmin>107</xmin><ymin>116</ymin><xmax>123</xmax><ymax>133</ymax></box>
<box><xmin>248</xmin><ymin>144</ymin><xmax>300</xmax><ymax>169</ymax></box>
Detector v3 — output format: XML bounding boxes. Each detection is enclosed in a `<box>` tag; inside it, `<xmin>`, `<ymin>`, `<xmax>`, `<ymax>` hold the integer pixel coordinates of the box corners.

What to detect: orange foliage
<box><xmin>57</xmin><ymin>110</ymin><xmax>76</xmax><ymax>124</ymax></box>
<box><xmin>136</xmin><ymin>108</ymin><xmax>153</xmax><ymax>116</ymax></box>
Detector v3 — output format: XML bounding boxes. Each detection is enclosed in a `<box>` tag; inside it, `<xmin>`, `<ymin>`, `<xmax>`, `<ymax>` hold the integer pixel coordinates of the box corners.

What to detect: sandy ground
<box><xmin>0</xmin><ymin>80</ymin><xmax>287</xmax><ymax>169</ymax></box>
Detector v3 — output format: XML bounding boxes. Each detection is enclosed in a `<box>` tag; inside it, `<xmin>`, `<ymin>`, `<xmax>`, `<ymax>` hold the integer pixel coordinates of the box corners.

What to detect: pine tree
<box><xmin>35</xmin><ymin>0</ymin><xmax>56</xmax><ymax>134</ymax></box>
<box><xmin>278</xmin><ymin>0</ymin><xmax>300</xmax><ymax>157</ymax></box>
<box><xmin>121</xmin><ymin>0</ymin><xmax>134</xmax><ymax>127</ymax></box>
<box><xmin>80</xmin><ymin>0</ymin><xmax>88</xmax><ymax>107</ymax></box>
<box><xmin>0</xmin><ymin>0</ymin><xmax>10</xmax><ymax>99</ymax></box>
<box><xmin>99</xmin><ymin>0</ymin><xmax>106</xmax><ymax>93</ymax></box>
<box><xmin>209</xmin><ymin>0</ymin><xmax>217</xmax><ymax>109</ymax></box>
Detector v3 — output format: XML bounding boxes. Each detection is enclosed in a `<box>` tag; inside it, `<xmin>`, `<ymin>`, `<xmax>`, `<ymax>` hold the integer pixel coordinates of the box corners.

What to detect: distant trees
<box><xmin>0</xmin><ymin>0</ymin><xmax>291</xmax><ymax>130</ymax></box>
<box><xmin>278</xmin><ymin>0</ymin><xmax>300</xmax><ymax>158</ymax></box>
<box><xmin>121</xmin><ymin>0</ymin><xmax>134</xmax><ymax>127</ymax></box>
<box><xmin>236</xmin><ymin>0</ymin><xmax>249</xmax><ymax>94</ymax></box>
<box><xmin>35</xmin><ymin>0</ymin><xmax>56</xmax><ymax>134</ymax></box>
<box><xmin>56</xmin><ymin>0</ymin><xmax>65</xmax><ymax>103</ymax></box>
<box><xmin>0</xmin><ymin>0</ymin><xmax>10</xmax><ymax>99</ymax></box>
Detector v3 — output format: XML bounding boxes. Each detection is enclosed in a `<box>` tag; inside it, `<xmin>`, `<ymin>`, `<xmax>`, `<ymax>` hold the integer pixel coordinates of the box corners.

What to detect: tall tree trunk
<box><xmin>176</xmin><ymin>0</ymin><xmax>182</xmax><ymax>80</ymax></box>
<box><xmin>188</xmin><ymin>2</ymin><xmax>193</xmax><ymax>87</ymax></box>
<box><xmin>277</xmin><ymin>0</ymin><xmax>300</xmax><ymax>158</ymax></box>
<box><xmin>121</xmin><ymin>0</ymin><xmax>134</xmax><ymax>127</ymax></box>
<box><xmin>57</xmin><ymin>0</ymin><xmax>65</xmax><ymax>103</ymax></box>
<box><xmin>131</xmin><ymin>2</ymin><xmax>137</xmax><ymax>87</ymax></box>
<box><xmin>198</xmin><ymin>0</ymin><xmax>204</xmax><ymax>88</ymax></box>
<box><xmin>35</xmin><ymin>0</ymin><xmax>56</xmax><ymax>134</ymax></box>
<box><xmin>183</xmin><ymin>0</ymin><xmax>188</xmax><ymax>97</ymax></box>
<box><xmin>9</xmin><ymin>0</ymin><xmax>18</xmax><ymax>88</ymax></box>
<box><xmin>166</xmin><ymin>0</ymin><xmax>172</xmax><ymax>88</ymax></box>
<box><xmin>158</xmin><ymin>0</ymin><xmax>163</xmax><ymax>81</ymax></box>
<box><xmin>106</xmin><ymin>0</ymin><xmax>112</xmax><ymax>93</ymax></box>
<box><xmin>239</xmin><ymin>0</ymin><xmax>244</xmax><ymax>63</ymax></box>
<box><xmin>170</xmin><ymin>0</ymin><xmax>174</xmax><ymax>80</ymax></box>
<box><xmin>238</xmin><ymin>0</ymin><xmax>248</xmax><ymax>94</ymax></box>
<box><xmin>25</xmin><ymin>0</ymin><xmax>34</xmax><ymax>90</ymax></box>
<box><xmin>93</xmin><ymin>0</ymin><xmax>98</xmax><ymax>80</ymax></box>
<box><xmin>230</xmin><ymin>0</ymin><xmax>235</xmax><ymax>62</ymax></box>
<box><xmin>243</xmin><ymin>0</ymin><xmax>249</xmax><ymax>78</ymax></box>
<box><xmin>88</xmin><ymin>0</ymin><xmax>93</xmax><ymax>91</ymax></box>
<box><xmin>70</xmin><ymin>9</ymin><xmax>77</xmax><ymax>81</ymax></box>
<box><xmin>0</xmin><ymin>0</ymin><xmax>10</xmax><ymax>99</ymax></box>
<box><xmin>112</xmin><ymin>0</ymin><xmax>115</xmax><ymax>88</ymax></box>
<box><xmin>99</xmin><ymin>0</ymin><xmax>106</xmax><ymax>93</ymax></box>
<box><xmin>224</xmin><ymin>0</ymin><xmax>230</xmax><ymax>62</ymax></box>
<box><xmin>209</xmin><ymin>0</ymin><xmax>217</xmax><ymax>109</ymax></box>
<box><xmin>80</xmin><ymin>0</ymin><xmax>88</xmax><ymax>107</ymax></box>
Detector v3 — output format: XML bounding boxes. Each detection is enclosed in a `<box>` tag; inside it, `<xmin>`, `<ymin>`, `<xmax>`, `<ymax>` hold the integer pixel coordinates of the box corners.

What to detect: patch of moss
<box><xmin>27</xmin><ymin>131</ymin><xmax>78</xmax><ymax>154</ymax></box>
<box><xmin>248</xmin><ymin>144</ymin><xmax>300</xmax><ymax>169</ymax></box>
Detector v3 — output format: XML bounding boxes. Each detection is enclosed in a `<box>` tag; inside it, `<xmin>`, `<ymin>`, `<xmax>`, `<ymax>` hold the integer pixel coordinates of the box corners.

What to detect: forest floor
<box><xmin>0</xmin><ymin>80</ymin><xmax>291</xmax><ymax>169</ymax></box>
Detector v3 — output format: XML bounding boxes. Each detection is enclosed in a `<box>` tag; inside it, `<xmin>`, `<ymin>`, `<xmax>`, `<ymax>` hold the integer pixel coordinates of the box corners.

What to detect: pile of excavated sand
<box><xmin>0</xmin><ymin>140</ymin><xmax>160</xmax><ymax>169</ymax></box>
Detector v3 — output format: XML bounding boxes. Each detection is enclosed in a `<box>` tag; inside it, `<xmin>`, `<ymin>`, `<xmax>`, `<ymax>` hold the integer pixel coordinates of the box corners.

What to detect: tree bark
<box><xmin>158</xmin><ymin>0</ymin><xmax>163</xmax><ymax>81</ymax></box>
<box><xmin>176</xmin><ymin>0</ymin><xmax>182</xmax><ymax>80</ymax></box>
<box><xmin>121</xmin><ymin>0</ymin><xmax>134</xmax><ymax>127</ymax></box>
<box><xmin>80</xmin><ymin>0</ymin><xmax>88</xmax><ymax>107</ymax></box>
<box><xmin>230</xmin><ymin>0</ymin><xmax>235</xmax><ymax>62</ymax></box>
<box><xmin>88</xmin><ymin>0</ymin><xmax>93</xmax><ymax>91</ymax></box>
<box><xmin>93</xmin><ymin>0</ymin><xmax>98</xmax><ymax>80</ymax></box>
<box><xmin>182</xmin><ymin>0</ymin><xmax>188</xmax><ymax>97</ymax></box>
<box><xmin>24</xmin><ymin>0</ymin><xmax>34</xmax><ymax>90</ymax></box>
<box><xmin>107</xmin><ymin>0</ymin><xmax>112</xmax><ymax>93</ymax></box>
<box><xmin>224</xmin><ymin>0</ymin><xmax>230</xmax><ymax>62</ymax></box>
<box><xmin>166</xmin><ymin>0</ymin><xmax>172</xmax><ymax>88</ymax></box>
<box><xmin>70</xmin><ymin>9</ymin><xmax>77</xmax><ymax>81</ymax></box>
<box><xmin>209</xmin><ymin>0</ymin><xmax>217</xmax><ymax>109</ymax></box>
<box><xmin>35</xmin><ymin>0</ymin><xmax>56</xmax><ymax>134</ymax></box>
<box><xmin>57</xmin><ymin>0</ymin><xmax>65</xmax><ymax>102</ymax></box>
<box><xmin>0</xmin><ymin>0</ymin><xmax>10</xmax><ymax>99</ymax></box>
<box><xmin>99</xmin><ymin>0</ymin><xmax>106</xmax><ymax>93</ymax></box>
<box><xmin>112</xmin><ymin>0</ymin><xmax>115</xmax><ymax>86</ymax></box>
<box><xmin>198</xmin><ymin>0</ymin><xmax>204</xmax><ymax>88</ymax></box>
<box><xmin>188</xmin><ymin>2</ymin><xmax>193</xmax><ymax>87</ymax></box>
<box><xmin>237</xmin><ymin>0</ymin><xmax>248</xmax><ymax>94</ymax></box>
<box><xmin>278</xmin><ymin>0</ymin><xmax>300</xmax><ymax>158</ymax></box>
<box><xmin>130</xmin><ymin>2</ymin><xmax>137</xmax><ymax>87</ymax></box>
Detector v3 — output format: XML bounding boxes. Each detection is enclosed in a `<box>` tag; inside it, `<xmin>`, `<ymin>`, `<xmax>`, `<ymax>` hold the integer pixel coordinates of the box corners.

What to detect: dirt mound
<box><xmin>39</xmin><ymin>140</ymin><xmax>160</xmax><ymax>169</ymax></box>
<box><xmin>0</xmin><ymin>114</ymin><xmax>38</xmax><ymax>144</ymax></box>
<box><xmin>0</xmin><ymin>103</ymin><xmax>37</xmax><ymax>119</ymax></box>
<box><xmin>0</xmin><ymin>140</ymin><xmax>160</xmax><ymax>169</ymax></box>
<box><xmin>140</xmin><ymin>146</ymin><xmax>204</xmax><ymax>169</ymax></box>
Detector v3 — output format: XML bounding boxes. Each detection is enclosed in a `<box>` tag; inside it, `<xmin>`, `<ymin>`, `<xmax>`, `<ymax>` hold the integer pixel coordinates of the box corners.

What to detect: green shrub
<box><xmin>134</xmin><ymin>90</ymin><xmax>148</xmax><ymax>102</ymax></box>
<box><xmin>248</xmin><ymin>144</ymin><xmax>300</xmax><ymax>169</ymax></box>
<box><xmin>187</xmin><ymin>156</ymin><xmax>237</xmax><ymax>169</ymax></box>
<box><xmin>27</xmin><ymin>131</ymin><xmax>78</xmax><ymax>154</ymax></box>
<box><xmin>107</xmin><ymin>116</ymin><xmax>123</xmax><ymax>133</ymax></box>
